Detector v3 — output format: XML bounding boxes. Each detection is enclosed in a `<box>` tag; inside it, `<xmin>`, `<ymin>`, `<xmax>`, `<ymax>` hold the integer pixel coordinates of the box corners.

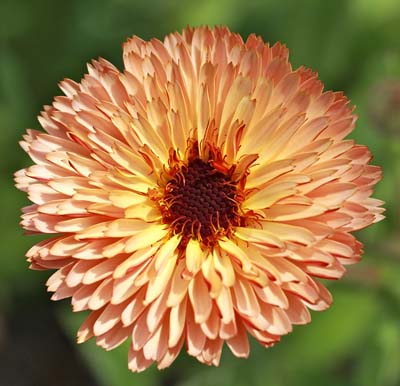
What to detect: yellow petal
<box><xmin>215</xmin><ymin>286</ymin><xmax>234</xmax><ymax>324</ymax></box>
<box><xmin>185</xmin><ymin>238</ymin><xmax>205</xmax><ymax>274</ymax></box>
<box><xmin>218</xmin><ymin>237</ymin><xmax>254</xmax><ymax>275</ymax></box>
<box><xmin>167</xmin><ymin>260</ymin><xmax>189</xmax><ymax>307</ymax></box>
<box><xmin>245</xmin><ymin>181</ymin><xmax>298</xmax><ymax>210</ymax></box>
<box><xmin>212</xmin><ymin>249</ymin><xmax>235</xmax><ymax>287</ymax></box>
<box><xmin>235</xmin><ymin>226</ymin><xmax>284</xmax><ymax>248</ymax></box>
<box><xmin>154</xmin><ymin>234</ymin><xmax>181</xmax><ymax>271</ymax></box>
<box><xmin>144</xmin><ymin>253</ymin><xmax>177</xmax><ymax>305</ymax></box>
<box><xmin>113</xmin><ymin>245</ymin><xmax>158</xmax><ymax>279</ymax></box>
<box><xmin>124</xmin><ymin>225</ymin><xmax>168</xmax><ymax>253</ymax></box>
<box><xmin>201</xmin><ymin>253</ymin><xmax>222</xmax><ymax>298</ymax></box>
<box><xmin>105</xmin><ymin>219</ymin><xmax>150</xmax><ymax>237</ymax></box>
<box><xmin>109</xmin><ymin>190</ymin><xmax>147</xmax><ymax>208</ymax></box>
<box><xmin>125</xmin><ymin>203</ymin><xmax>161</xmax><ymax>222</ymax></box>
<box><xmin>261</xmin><ymin>222</ymin><xmax>316</xmax><ymax>246</ymax></box>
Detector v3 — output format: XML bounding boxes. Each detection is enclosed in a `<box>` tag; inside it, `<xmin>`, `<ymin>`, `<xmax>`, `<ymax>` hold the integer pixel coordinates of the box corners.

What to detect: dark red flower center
<box><xmin>163</xmin><ymin>158</ymin><xmax>239</xmax><ymax>244</ymax></box>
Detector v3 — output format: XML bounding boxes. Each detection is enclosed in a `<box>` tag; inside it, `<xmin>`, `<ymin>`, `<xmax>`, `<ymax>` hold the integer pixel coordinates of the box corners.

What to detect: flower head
<box><xmin>15</xmin><ymin>26</ymin><xmax>384</xmax><ymax>371</ymax></box>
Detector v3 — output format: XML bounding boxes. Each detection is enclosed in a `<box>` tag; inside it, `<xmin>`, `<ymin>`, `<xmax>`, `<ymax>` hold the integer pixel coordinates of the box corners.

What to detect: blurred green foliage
<box><xmin>1</xmin><ymin>0</ymin><xmax>399</xmax><ymax>385</ymax></box>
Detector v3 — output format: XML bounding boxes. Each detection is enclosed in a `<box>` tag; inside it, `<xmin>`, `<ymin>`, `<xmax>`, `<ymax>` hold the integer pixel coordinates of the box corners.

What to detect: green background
<box><xmin>1</xmin><ymin>0</ymin><xmax>399</xmax><ymax>385</ymax></box>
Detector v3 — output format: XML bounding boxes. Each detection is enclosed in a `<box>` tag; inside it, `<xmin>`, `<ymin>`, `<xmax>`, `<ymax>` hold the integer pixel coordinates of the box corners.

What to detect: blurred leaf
<box><xmin>0</xmin><ymin>0</ymin><xmax>34</xmax><ymax>39</ymax></box>
<box><xmin>274</xmin><ymin>286</ymin><xmax>381</xmax><ymax>374</ymax></box>
<box><xmin>356</xmin><ymin>318</ymin><xmax>400</xmax><ymax>386</ymax></box>
<box><xmin>350</xmin><ymin>0</ymin><xmax>400</xmax><ymax>24</ymax></box>
<box><xmin>178</xmin><ymin>0</ymin><xmax>241</xmax><ymax>27</ymax></box>
<box><xmin>0</xmin><ymin>47</ymin><xmax>34</xmax><ymax>174</ymax></box>
<box><xmin>0</xmin><ymin>180</ymin><xmax>47</xmax><ymax>293</ymax></box>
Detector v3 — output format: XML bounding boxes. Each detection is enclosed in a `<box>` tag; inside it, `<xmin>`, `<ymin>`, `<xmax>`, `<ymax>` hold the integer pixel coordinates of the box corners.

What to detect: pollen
<box><xmin>163</xmin><ymin>158</ymin><xmax>240</xmax><ymax>244</ymax></box>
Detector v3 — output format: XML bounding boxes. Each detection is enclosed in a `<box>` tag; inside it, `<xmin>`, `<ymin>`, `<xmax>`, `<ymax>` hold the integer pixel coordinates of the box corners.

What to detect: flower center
<box><xmin>163</xmin><ymin>158</ymin><xmax>239</xmax><ymax>244</ymax></box>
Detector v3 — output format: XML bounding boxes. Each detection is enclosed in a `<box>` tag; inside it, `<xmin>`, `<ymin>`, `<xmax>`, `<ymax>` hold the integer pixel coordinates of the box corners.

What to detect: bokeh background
<box><xmin>1</xmin><ymin>0</ymin><xmax>399</xmax><ymax>385</ymax></box>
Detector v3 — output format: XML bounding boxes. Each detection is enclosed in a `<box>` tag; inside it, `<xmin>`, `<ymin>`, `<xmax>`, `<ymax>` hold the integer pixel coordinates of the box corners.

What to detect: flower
<box><xmin>15</xmin><ymin>26</ymin><xmax>384</xmax><ymax>372</ymax></box>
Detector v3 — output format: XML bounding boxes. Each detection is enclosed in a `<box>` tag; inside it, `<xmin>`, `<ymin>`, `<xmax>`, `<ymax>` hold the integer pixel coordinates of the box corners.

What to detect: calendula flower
<box><xmin>15</xmin><ymin>26</ymin><xmax>384</xmax><ymax>372</ymax></box>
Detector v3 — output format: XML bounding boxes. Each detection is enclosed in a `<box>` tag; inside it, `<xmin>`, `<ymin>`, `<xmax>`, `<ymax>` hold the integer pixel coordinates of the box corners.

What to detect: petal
<box><xmin>144</xmin><ymin>252</ymin><xmax>178</xmax><ymax>304</ymax></box>
<box><xmin>124</xmin><ymin>225</ymin><xmax>168</xmax><ymax>253</ymax></box>
<box><xmin>218</xmin><ymin>238</ymin><xmax>254</xmax><ymax>275</ymax></box>
<box><xmin>227</xmin><ymin>321</ymin><xmax>250</xmax><ymax>358</ymax></box>
<box><xmin>168</xmin><ymin>296</ymin><xmax>187</xmax><ymax>348</ymax></box>
<box><xmin>189</xmin><ymin>274</ymin><xmax>212</xmax><ymax>323</ymax></box>
<box><xmin>185</xmin><ymin>238</ymin><xmax>205</xmax><ymax>274</ymax></box>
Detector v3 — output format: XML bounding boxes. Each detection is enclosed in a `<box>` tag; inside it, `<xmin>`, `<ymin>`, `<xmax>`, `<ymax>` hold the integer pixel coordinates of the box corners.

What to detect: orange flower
<box><xmin>15</xmin><ymin>26</ymin><xmax>384</xmax><ymax>371</ymax></box>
